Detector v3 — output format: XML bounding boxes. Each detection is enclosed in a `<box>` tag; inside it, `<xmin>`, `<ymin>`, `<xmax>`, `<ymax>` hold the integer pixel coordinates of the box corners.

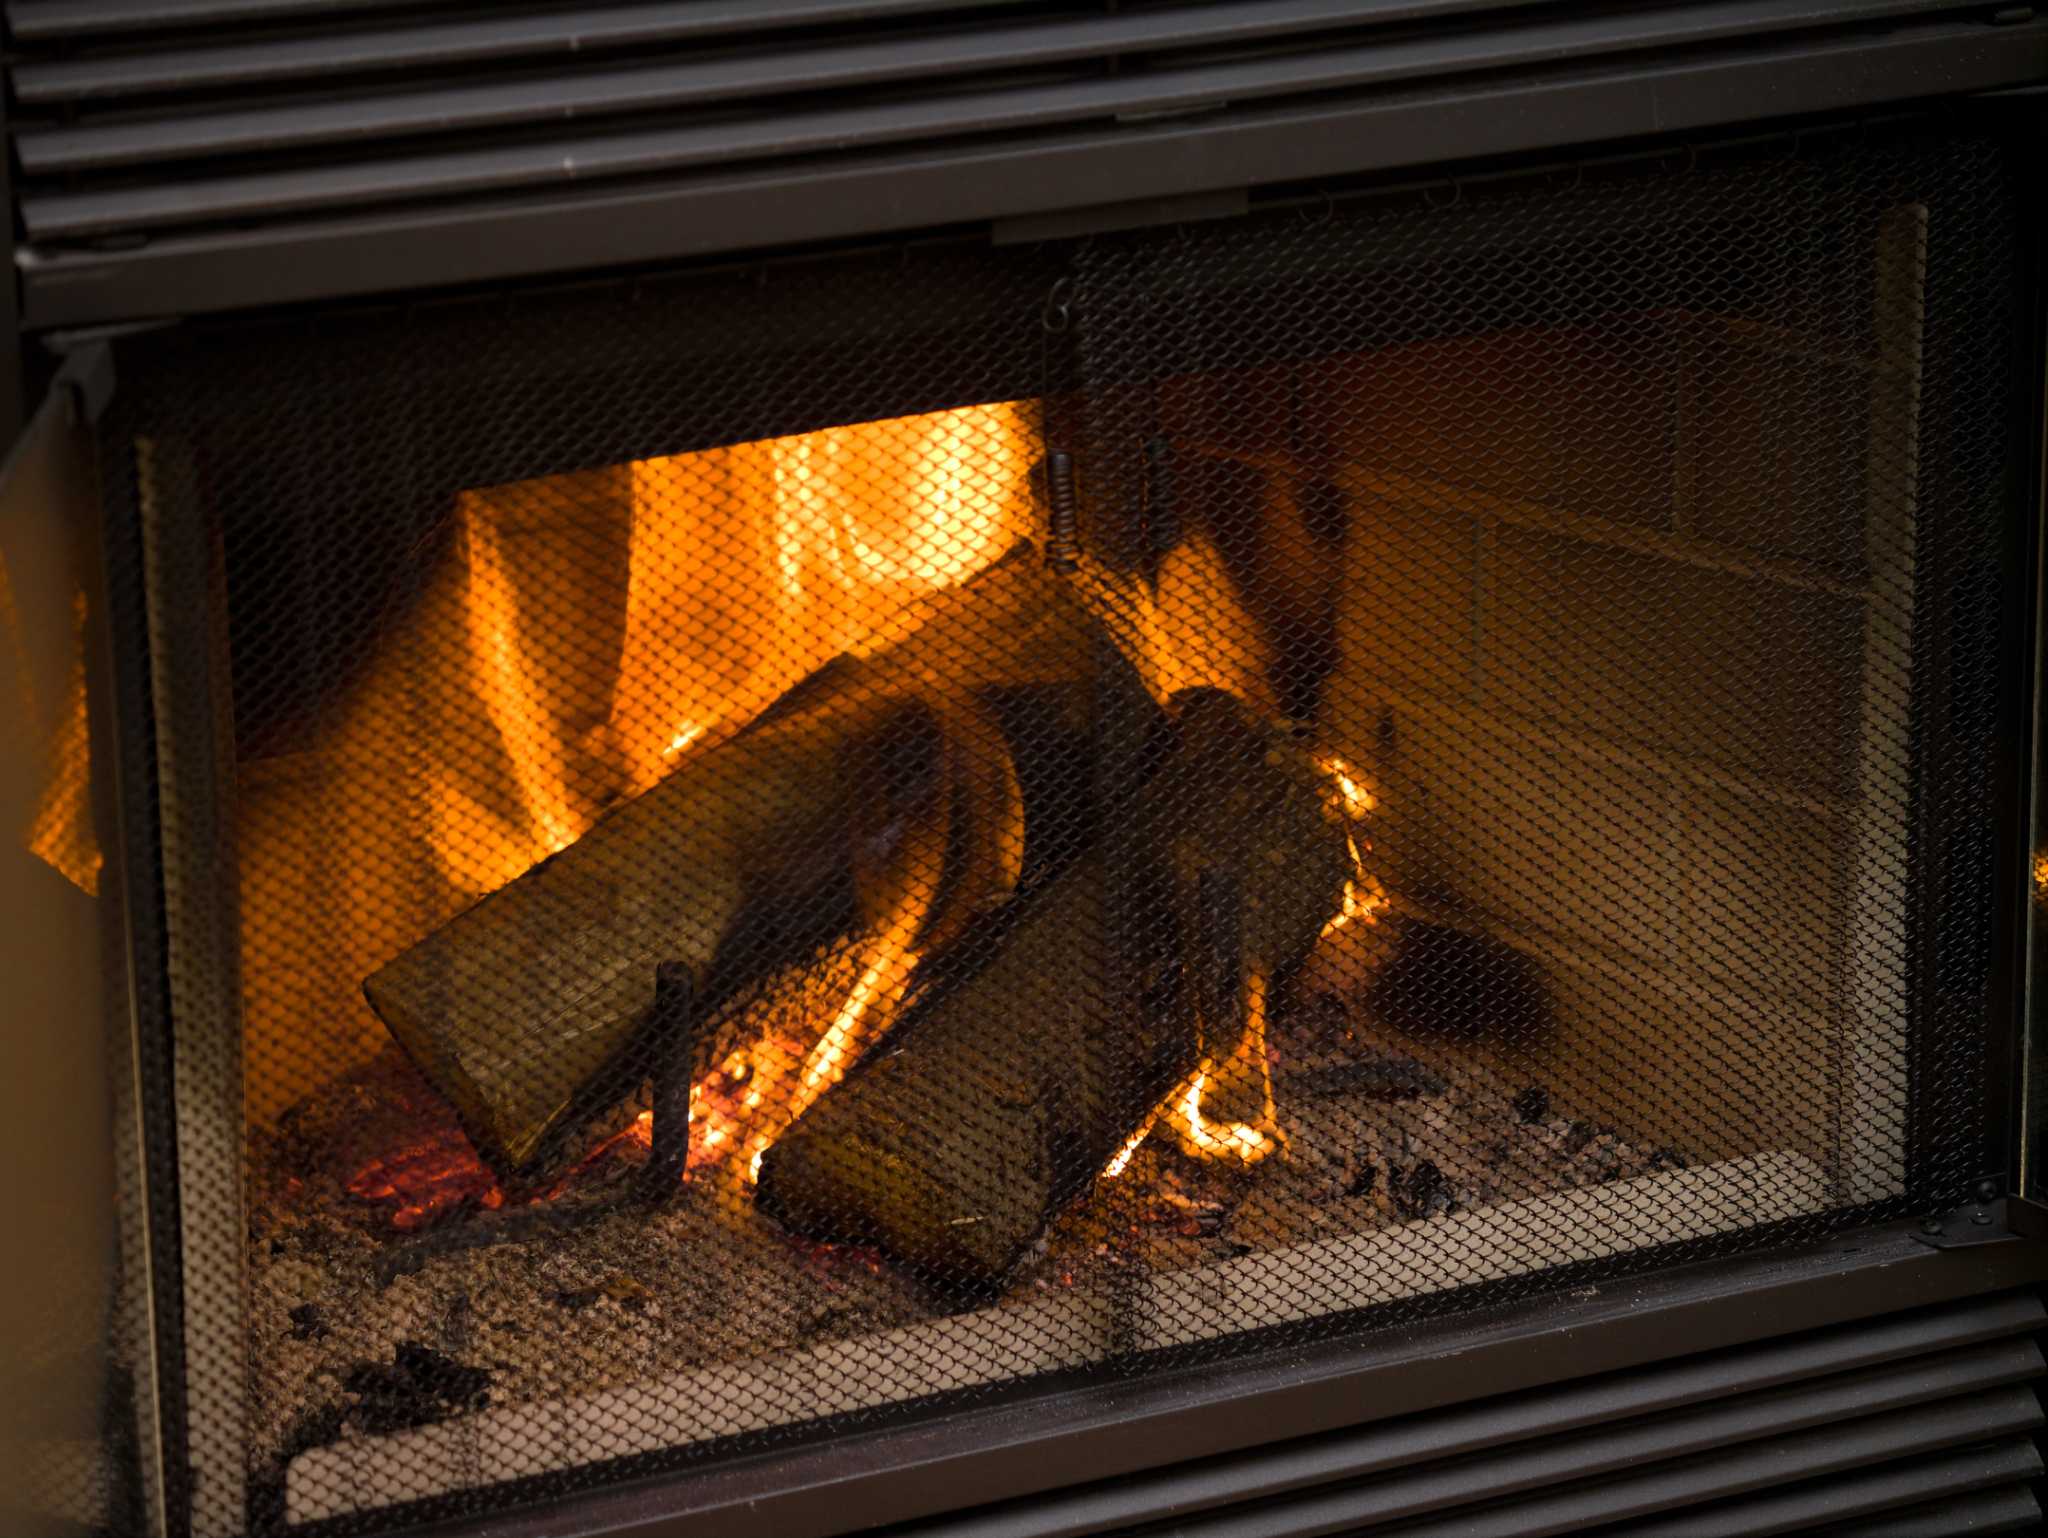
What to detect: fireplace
<box><xmin>6</xmin><ymin>6</ymin><xmax>2048</xmax><ymax>1538</ymax></box>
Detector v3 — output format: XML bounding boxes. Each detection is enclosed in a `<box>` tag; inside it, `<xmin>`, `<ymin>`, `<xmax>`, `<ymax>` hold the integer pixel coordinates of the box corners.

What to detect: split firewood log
<box><xmin>363</xmin><ymin>544</ymin><xmax>1139</xmax><ymax>1184</ymax></box>
<box><xmin>755</xmin><ymin>689</ymin><xmax>1357</xmax><ymax>1292</ymax></box>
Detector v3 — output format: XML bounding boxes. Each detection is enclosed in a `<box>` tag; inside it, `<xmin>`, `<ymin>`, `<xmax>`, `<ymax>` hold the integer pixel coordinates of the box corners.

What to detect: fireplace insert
<box><xmin>6</xmin><ymin>5</ymin><xmax>2048</xmax><ymax>1537</ymax></box>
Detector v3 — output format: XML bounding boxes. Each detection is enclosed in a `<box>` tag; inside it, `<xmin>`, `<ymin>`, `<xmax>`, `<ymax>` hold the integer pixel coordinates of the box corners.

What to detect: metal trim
<box><xmin>20</xmin><ymin>15</ymin><xmax>2048</xmax><ymax>330</ymax></box>
<box><xmin>1241</xmin><ymin>1393</ymin><xmax>2046</xmax><ymax>1536</ymax></box>
<box><xmin>371</xmin><ymin>1225</ymin><xmax>2048</xmax><ymax>1538</ymax></box>
<box><xmin>12</xmin><ymin>0</ymin><xmax>1952</xmax><ymax>176</ymax></box>
<box><xmin>9</xmin><ymin>0</ymin><xmax>1101</xmax><ymax>97</ymax></box>
<box><xmin>12</xmin><ymin>0</ymin><xmax>2010</xmax><ymax>237</ymax></box>
<box><xmin>1843</xmin><ymin>1478</ymin><xmax>2047</xmax><ymax>1536</ymax></box>
<box><xmin>1389</xmin><ymin>1416</ymin><xmax>2047</xmax><ymax>1537</ymax></box>
<box><xmin>897</xmin><ymin>1320</ymin><xmax>2048</xmax><ymax>1538</ymax></box>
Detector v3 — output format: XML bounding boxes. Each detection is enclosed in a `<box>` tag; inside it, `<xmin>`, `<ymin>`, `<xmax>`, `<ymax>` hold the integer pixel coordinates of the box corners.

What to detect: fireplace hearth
<box><xmin>6</xmin><ymin>7</ymin><xmax>2048</xmax><ymax>1538</ymax></box>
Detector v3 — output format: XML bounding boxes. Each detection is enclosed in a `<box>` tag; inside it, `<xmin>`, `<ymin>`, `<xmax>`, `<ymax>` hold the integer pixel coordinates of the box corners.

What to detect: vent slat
<box><xmin>4</xmin><ymin>0</ymin><xmax>439</xmax><ymax>42</ymax></box>
<box><xmin>1832</xmin><ymin>1477</ymin><xmax>2046</xmax><ymax>1535</ymax></box>
<box><xmin>13</xmin><ymin>0</ymin><xmax>2042</xmax><ymax>325</ymax></box>
<box><xmin>12</xmin><ymin>0</ymin><xmax>1974</xmax><ymax>242</ymax></box>
<box><xmin>1617</xmin><ymin>1441</ymin><xmax>2047</xmax><ymax>1536</ymax></box>
<box><xmin>1173</xmin><ymin>1364</ymin><xmax>2047</xmax><ymax>1536</ymax></box>
<box><xmin>11</xmin><ymin>0</ymin><xmax>1496</xmax><ymax>172</ymax></box>
<box><xmin>911</xmin><ymin>1294</ymin><xmax>2047</xmax><ymax>1538</ymax></box>
<box><xmin>6</xmin><ymin>0</ymin><xmax>1041</xmax><ymax>99</ymax></box>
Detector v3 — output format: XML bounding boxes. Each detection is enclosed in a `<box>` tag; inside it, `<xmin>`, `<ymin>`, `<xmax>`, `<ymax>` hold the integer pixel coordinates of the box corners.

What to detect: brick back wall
<box><xmin>1174</xmin><ymin>312</ymin><xmax>1887</xmax><ymax>1172</ymax></box>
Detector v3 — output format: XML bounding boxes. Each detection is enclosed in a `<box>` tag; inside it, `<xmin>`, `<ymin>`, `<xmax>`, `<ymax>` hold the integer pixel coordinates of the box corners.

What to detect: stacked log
<box><xmin>756</xmin><ymin>690</ymin><xmax>1356</xmax><ymax>1291</ymax></box>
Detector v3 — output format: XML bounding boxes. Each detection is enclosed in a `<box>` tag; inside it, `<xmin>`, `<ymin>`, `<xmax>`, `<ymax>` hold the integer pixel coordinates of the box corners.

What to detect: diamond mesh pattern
<box><xmin>88</xmin><ymin>120</ymin><xmax>2023</xmax><ymax>1535</ymax></box>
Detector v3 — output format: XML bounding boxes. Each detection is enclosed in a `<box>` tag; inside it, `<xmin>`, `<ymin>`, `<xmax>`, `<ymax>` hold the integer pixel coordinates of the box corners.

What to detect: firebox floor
<box><xmin>250</xmin><ymin>991</ymin><xmax>1827</xmax><ymax>1526</ymax></box>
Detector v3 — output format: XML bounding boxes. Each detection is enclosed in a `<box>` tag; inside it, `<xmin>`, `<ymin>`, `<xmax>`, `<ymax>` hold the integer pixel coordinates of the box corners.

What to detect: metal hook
<box><xmin>1424</xmin><ymin>179</ymin><xmax>1462</xmax><ymax>211</ymax></box>
<box><xmin>1300</xmin><ymin>189</ymin><xmax>1336</xmax><ymax>229</ymax></box>
<box><xmin>1042</xmin><ymin>275</ymin><xmax>1074</xmax><ymax>334</ymax></box>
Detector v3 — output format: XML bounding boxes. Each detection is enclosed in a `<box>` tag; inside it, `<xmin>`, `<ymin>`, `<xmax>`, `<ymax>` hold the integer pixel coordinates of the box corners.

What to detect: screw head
<box><xmin>1972</xmin><ymin>1211</ymin><xmax>1995</xmax><ymax>1226</ymax></box>
<box><xmin>1976</xmin><ymin>1179</ymin><xmax>2001</xmax><ymax>1203</ymax></box>
<box><xmin>1921</xmin><ymin>1217</ymin><xmax>1945</xmax><ymax>1235</ymax></box>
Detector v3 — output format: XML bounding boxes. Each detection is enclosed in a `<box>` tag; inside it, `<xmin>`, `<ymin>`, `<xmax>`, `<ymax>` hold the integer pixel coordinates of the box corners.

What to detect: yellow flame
<box><xmin>428</xmin><ymin>506</ymin><xmax>586</xmax><ymax>892</ymax></box>
<box><xmin>1174</xmin><ymin>1070</ymin><xmax>1277</xmax><ymax>1162</ymax></box>
<box><xmin>1104</xmin><ymin>753</ymin><xmax>1381</xmax><ymax>1177</ymax></box>
<box><xmin>237</xmin><ymin>402</ymin><xmax>1035</xmax><ymax>1128</ymax></box>
<box><xmin>1167</xmin><ymin>970</ymin><xmax>1283</xmax><ymax>1165</ymax></box>
<box><xmin>614</xmin><ymin>402</ymin><xmax>1032</xmax><ymax>796</ymax></box>
<box><xmin>746</xmin><ymin>909</ymin><xmax>925</xmax><ymax>1184</ymax></box>
<box><xmin>1101</xmin><ymin>1116</ymin><xmax>1157</xmax><ymax>1180</ymax></box>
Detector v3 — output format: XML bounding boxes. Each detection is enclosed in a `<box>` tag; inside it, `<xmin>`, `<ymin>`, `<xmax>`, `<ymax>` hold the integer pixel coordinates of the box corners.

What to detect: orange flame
<box><xmin>1103</xmin><ymin>972</ymin><xmax>1284</xmax><ymax>1177</ymax></box>
<box><xmin>3</xmin><ymin>562</ymin><xmax>102</xmax><ymax>896</ymax></box>
<box><xmin>25</xmin><ymin>602</ymin><xmax>102</xmax><ymax>895</ymax></box>
<box><xmin>1167</xmin><ymin>968</ymin><xmax>1282</xmax><ymax>1165</ymax></box>
<box><xmin>1104</xmin><ymin>752</ymin><xmax>1380</xmax><ymax>1178</ymax></box>
<box><xmin>240</xmin><ymin>402</ymin><xmax>1034</xmax><ymax>1129</ymax></box>
<box><xmin>745</xmin><ymin>919</ymin><xmax>924</xmax><ymax>1185</ymax></box>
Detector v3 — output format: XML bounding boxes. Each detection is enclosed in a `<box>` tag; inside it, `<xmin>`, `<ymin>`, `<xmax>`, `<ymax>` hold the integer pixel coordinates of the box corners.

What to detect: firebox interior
<box><xmin>77</xmin><ymin>122</ymin><xmax>2021</xmax><ymax>1529</ymax></box>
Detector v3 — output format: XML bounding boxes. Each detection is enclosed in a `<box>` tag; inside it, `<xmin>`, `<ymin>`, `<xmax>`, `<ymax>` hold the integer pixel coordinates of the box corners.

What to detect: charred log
<box><xmin>364</xmin><ymin>545</ymin><xmax>1135</xmax><ymax>1185</ymax></box>
<box><xmin>756</xmin><ymin>690</ymin><xmax>1356</xmax><ymax>1291</ymax></box>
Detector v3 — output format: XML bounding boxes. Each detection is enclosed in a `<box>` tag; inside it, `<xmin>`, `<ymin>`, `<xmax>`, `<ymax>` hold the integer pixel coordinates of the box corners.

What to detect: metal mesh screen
<box><xmin>91</xmin><ymin>119</ymin><xmax>2025</xmax><ymax>1535</ymax></box>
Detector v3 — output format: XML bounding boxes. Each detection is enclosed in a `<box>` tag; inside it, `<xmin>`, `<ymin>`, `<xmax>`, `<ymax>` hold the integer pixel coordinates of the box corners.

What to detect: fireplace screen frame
<box><xmin>18</xmin><ymin>99</ymin><xmax>2047</xmax><ymax>1538</ymax></box>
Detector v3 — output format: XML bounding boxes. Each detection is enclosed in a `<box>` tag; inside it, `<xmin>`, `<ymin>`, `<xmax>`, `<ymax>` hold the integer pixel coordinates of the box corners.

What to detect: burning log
<box><xmin>755</xmin><ymin>689</ymin><xmax>1359</xmax><ymax>1291</ymax></box>
<box><xmin>363</xmin><ymin>545</ymin><xmax>1134</xmax><ymax>1184</ymax></box>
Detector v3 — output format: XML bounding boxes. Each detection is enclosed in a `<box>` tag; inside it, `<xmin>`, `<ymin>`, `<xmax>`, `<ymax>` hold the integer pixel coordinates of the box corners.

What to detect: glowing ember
<box><xmin>346</xmin><ymin>1128</ymin><xmax>504</xmax><ymax>1232</ymax></box>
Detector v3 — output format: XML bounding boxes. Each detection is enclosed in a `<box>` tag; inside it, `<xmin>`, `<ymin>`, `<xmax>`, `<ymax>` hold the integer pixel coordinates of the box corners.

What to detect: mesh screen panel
<box><xmin>91</xmin><ymin>119</ymin><xmax>2025</xmax><ymax>1534</ymax></box>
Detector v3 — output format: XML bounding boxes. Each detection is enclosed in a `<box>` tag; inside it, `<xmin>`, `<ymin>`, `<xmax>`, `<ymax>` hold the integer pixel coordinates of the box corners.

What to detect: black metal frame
<box><xmin>1993</xmin><ymin>105</ymin><xmax>2048</xmax><ymax>1198</ymax></box>
<box><xmin>17</xmin><ymin>10</ymin><xmax>2048</xmax><ymax>1534</ymax></box>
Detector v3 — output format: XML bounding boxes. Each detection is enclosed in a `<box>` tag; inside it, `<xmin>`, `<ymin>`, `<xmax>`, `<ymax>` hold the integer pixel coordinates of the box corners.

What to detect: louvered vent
<box><xmin>874</xmin><ymin>1293</ymin><xmax>2047</xmax><ymax>1537</ymax></box>
<box><xmin>7</xmin><ymin>1</ymin><xmax>2046</xmax><ymax>326</ymax></box>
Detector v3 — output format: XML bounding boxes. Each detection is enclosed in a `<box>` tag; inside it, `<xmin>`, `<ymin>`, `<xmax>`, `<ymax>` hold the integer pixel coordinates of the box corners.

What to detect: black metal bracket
<box><xmin>1912</xmin><ymin>1180</ymin><xmax>2025</xmax><ymax>1248</ymax></box>
<box><xmin>636</xmin><ymin>961</ymin><xmax>696</xmax><ymax>1201</ymax></box>
<box><xmin>55</xmin><ymin>339</ymin><xmax>116</xmax><ymax>427</ymax></box>
<box><xmin>2005</xmin><ymin>1193</ymin><xmax>2048</xmax><ymax>1240</ymax></box>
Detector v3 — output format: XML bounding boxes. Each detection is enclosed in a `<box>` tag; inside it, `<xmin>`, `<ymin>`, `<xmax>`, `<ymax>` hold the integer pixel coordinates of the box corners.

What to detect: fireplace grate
<box><xmin>77</xmin><ymin>115</ymin><xmax>2030</xmax><ymax>1533</ymax></box>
